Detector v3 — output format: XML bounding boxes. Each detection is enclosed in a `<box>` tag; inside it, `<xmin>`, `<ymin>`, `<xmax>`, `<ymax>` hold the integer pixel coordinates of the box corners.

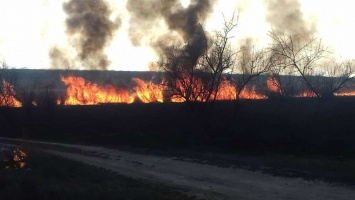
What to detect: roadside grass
<box><xmin>0</xmin><ymin>147</ymin><xmax>196</xmax><ymax>200</ymax></box>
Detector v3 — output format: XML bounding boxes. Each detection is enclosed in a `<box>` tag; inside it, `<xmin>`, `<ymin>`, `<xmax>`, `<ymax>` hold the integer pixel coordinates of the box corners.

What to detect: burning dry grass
<box><xmin>132</xmin><ymin>78</ymin><xmax>164</xmax><ymax>103</ymax></box>
<box><xmin>335</xmin><ymin>91</ymin><xmax>355</xmax><ymax>96</ymax></box>
<box><xmin>1</xmin><ymin>147</ymin><xmax>27</xmax><ymax>170</ymax></box>
<box><xmin>0</xmin><ymin>74</ymin><xmax>355</xmax><ymax>107</ymax></box>
<box><xmin>0</xmin><ymin>80</ymin><xmax>22</xmax><ymax>107</ymax></box>
<box><xmin>60</xmin><ymin>75</ymin><xmax>135</xmax><ymax>105</ymax></box>
<box><xmin>60</xmin><ymin>74</ymin><xmax>266</xmax><ymax>105</ymax></box>
<box><xmin>266</xmin><ymin>77</ymin><xmax>281</xmax><ymax>93</ymax></box>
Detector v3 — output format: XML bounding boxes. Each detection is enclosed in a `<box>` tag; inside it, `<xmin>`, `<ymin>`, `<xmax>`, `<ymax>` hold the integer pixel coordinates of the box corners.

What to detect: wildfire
<box><xmin>61</xmin><ymin>74</ymin><xmax>269</xmax><ymax>104</ymax></box>
<box><xmin>169</xmin><ymin>74</ymin><xmax>207</xmax><ymax>102</ymax></box>
<box><xmin>266</xmin><ymin>76</ymin><xmax>318</xmax><ymax>97</ymax></box>
<box><xmin>239</xmin><ymin>86</ymin><xmax>267</xmax><ymax>99</ymax></box>
<box><xmin>60</xmin><ymin>75</ymin><xmax>134</xmax><ymax>105</ymax></box>
<box><xmin>295</xmin><ymin>90</ymin><xmax>317</xmax><ymax>97</ymax></box>
<box><xmin>2</xmin><ymin>148</ymin><xmax>27</xmax><ymax>169</ymax></box>
<box><xmin>216</xmin><ymin>79</ymin><xmax>266</xmax><ymax>100</ymax></box>
<box><xmin>2</xmin><ymin>73</ymin><xmax>355</xmax><ymax>107</ymax></box>
<box><xmin>132</xmin><ymin>78</ymin><xmax>164</xmax><ymax>103</ymax></box>
<box><xmin>215</xmin><ymin>79</ymin><xmax>237</xmax><ymax>100</ymax></box>
<box><xmin>267</xmin><ymin>77</ymin><xmax>281</xmax><ymax>93</ymax></box>
<box><xmin>0</xmin><ymin>80</ymin><xmax>22</xmax><ymax>107</ymax></box>
<box><xmin>170</xmin><ymin>95</ymin><xmax>186</xmax><ymax>103</ymax></box>
<box><xmin>334</xmin><ymin>91</ymin><xmax>355</xmax><ymax>96</ymax></box>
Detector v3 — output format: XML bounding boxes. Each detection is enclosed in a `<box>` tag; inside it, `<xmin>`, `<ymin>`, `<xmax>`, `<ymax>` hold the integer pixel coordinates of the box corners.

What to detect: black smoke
<box><xmin>50</xmin><ymin>0</ymin><xmax>121</xmax><ymax>69</ymax></box>
<box><xmin>126</xmin><ymin>0</ymin><xmax>216</xmax><ymax>64</ymax></box>
<box><xmin>264</xmin><ymin>0</ymin><xmax>316</xmax><ymax>36</ymax></box>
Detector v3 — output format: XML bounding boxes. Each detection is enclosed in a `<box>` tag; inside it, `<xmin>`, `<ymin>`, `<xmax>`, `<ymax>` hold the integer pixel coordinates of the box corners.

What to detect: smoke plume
<box><xmin>264</xmin><ymin>0</ymin><xmax>316</xmax><ymax>36</ymax></box>
<box><xmin>238</xmin><ymin>37</ymin><xmax>254</xmax><ymax>73</ymax></box>
<box><xmin>50</xmin><ymin>0</ymin><xmax>121</xmax><ymax>70</ymax></box>
<box><xmin>49</xmin><ymin>47</ymin><xmax>73</xmax><ymax>69</ymax></box>
<box><xmin>126</xmin><ymin>0</ymin><xmax>216</xmax><ymax>63</ymax></box>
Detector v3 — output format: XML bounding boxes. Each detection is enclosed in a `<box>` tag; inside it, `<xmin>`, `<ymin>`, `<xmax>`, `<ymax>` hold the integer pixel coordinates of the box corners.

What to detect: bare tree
<box><xmin>37</xmin><ymin>81</ymin><xmax>59</xmax><ymax>108</ymax></box>
<box><xmin>268</xmin><ymin>31</ymin><xmax>327</xmax><ymax>98</ymax></box>
<box><xmin>318</xmin><ymin>60</ymin><xmax>355</xmax><ymax>97</ymax></box>
<box><xmin>269</xmin><ymin>31</ymin><xmax>355</xmax><ymax>98</ymax></box>
<box><xmin>268</xmin><ymin>66</ymin><xmax>301</xmax><ymax>97</ymax></box>
<box><xmin>16</xmin><ymin>80</ymin><xmax>39</xmax><ymax>108</ymax></box>
<box><xmin>159</xmin><ymin>44</ymin><xmax>207</xmax><ymax>102</ymax></box>
<box><xmin>36</xmin><ymin>81</ymin><xmax>59</xmax><ymax>124</ymax></box>
<box><xmin>159</xmin><ymin>14</ymin><xmax>241</xmax><ymax>103</ymax></box>
<box><xmin>199</xmin><ymin>13</ymin><xmax>239</xmax><ymax>102</ymax></box>
<box><xmin>231</xmin><ymin>46</ymin><xmax>275</xmax><ymax>99</ymax></box>
<box><xmin>0</xmin><ymin>60</ymin><xmax>8</xmax><ymax>106</ymax></box>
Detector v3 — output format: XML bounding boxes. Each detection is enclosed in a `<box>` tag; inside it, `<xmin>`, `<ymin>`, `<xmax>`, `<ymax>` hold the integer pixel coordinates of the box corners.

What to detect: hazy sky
<box><xmin>0</xmin><ymin>0</ymin><xmax>355</xmax><ymax>71</ymax></box>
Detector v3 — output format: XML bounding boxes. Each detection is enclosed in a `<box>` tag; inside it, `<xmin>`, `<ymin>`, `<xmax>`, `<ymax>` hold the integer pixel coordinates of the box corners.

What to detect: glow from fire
<box><xmin>266</xmin><ymin>76</ymin><xmax>318</xmax><ymax>97</ymax></box>
<box><xmin>240</xmin><ymin>86</ymin><xmax>267</xmax><ymax>99</ymax></box>
<box><xmin>334</xmin><ymin>91</ymin><xmax>355</xmax><ymax>96</ymax></box>
<box><xmin>295</xmin><ymin>90</ymin><xmax>317</xmax><ymax>97</ymax></box>
<box><xmin>60</xmin><ymin>75</ymin><xmax>134</xmax><ymax>105</ymax></box>
<box><xmin>132</xmin><ymin>78</ymin><xmax>164</xmax><ymax>103</ymax></box>
<box><xmin>267</xmin><ymin>77</ymin><xmax>281</xmax><ymax>93</ymax></box>
<box><xmin>61</xmin><ymin>74</ymin><xmax>267</xmax><ymax>104</ymax></box>
<box><xmin>0</xmin><ymin>80</ymin><xmax>22</xmax><ymax>107</ymax></box>
<box><xmin>169</xmin><ymin>74</ymin><xmax>206</xmax><ymax>102</ymax></box>
<box><xmin>216</xmin><ymin>79</ymin><xmax>266</xmax><ymax>100</ymax></box>
<box><xmin>3</xmin><ymin>148</ymin><xmax>27</xmax><ymax>169</ymax></box>
<box><xmin>215</xmin><ymin>79</ymin><xmax>237</xmax><ymax>100</ymax></box>
<box><xmin>1</xmin><ymin>74</ymin><xmax>355</xmax><ymax>107</ymax></box>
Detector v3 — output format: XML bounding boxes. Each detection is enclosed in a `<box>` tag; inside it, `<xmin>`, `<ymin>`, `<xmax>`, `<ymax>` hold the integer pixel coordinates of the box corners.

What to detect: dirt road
<box><xmin>1</xmin><ymin>137</ymin><xmax>354</xmax><ymax>200</ymax></box>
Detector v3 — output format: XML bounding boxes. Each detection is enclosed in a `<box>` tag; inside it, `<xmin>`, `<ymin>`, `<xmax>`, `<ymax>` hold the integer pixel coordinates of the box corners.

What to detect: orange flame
<box><xmin>215</xmin><ymin>79</ymin><xmax>237</xmax><ymax>100</ymax></box>
<box><xmin>161</xmin><ymin>74</ymin><xmax>267</xmax><ymax>102</ymax></box>
<box><xmin>266</xmin><ymin>76</ymin><xmax>320</xmax><ymax>97</ymax></box>
<box><xmin>267</xmin><ymin>77</ymin><xmax>281</xmax><ymax>93</ymax></box>
<box><xmin>215</xmin><ymin>79</ymin><xmax>266</xmax><ymax>100</ymax></box>
<box><xmin>2</xmin><ymin>73</ymin><xmax>354</xmax><ymax>108</ymax></box>
<box><xmin>295</xmin><ymin>90</ymin><xmax>317</xmax><ymax>97</ymax></box>
<box><xmin>3</xmin><ymin>148</ymin><xmax>27</xmax><ymax>169</ymax></box>
<box><xmin>60</xmin><ymin>75</ymin><xmax>167</xmax><ymax>105</ymax></box>
<box><xmin>170</xmin><ymin>95</ymin><xmax>186</xmax><ymax>103</ymax></box>
<box><xmin>334</xmin><ymin>91</ymin><xmax>355</xmax><ymax>96</ymax></box>
<box><xmin>0</xmin><ymin>80</ymin><xmax>22</xmax><ymax>107</ymax></box>
<box><xmin>133</xmin><ymin>78</ymin><xmax>164</xmax><ymax>103</ymax></box>
<box><xmin>169</xmin><ymin>74</ymin><xmax>207</xmax><ymax>102</ymax></box>
<box><xmin>239</xmin><ymin>86</ymin><xmax>267</xmax><ymax>99</ymax></box>
<box><xmin>60</xmin><ymin>75</ymin><xmax>134</xmax><ymax>105</ymax></box>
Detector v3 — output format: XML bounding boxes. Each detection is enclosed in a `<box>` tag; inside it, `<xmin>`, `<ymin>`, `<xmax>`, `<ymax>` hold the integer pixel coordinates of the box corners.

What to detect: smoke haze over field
<box><xmin>0</xmin><ymin>0</ymin><xmax>355</xmax><ymax>70</ymax></box>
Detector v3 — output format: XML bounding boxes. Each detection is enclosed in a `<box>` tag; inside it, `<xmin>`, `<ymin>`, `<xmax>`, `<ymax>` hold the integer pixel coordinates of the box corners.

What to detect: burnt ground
<box><xmin>1</xmin><ymin>97</ymin><xmax>355</xmax><ymax>156</ymax></box>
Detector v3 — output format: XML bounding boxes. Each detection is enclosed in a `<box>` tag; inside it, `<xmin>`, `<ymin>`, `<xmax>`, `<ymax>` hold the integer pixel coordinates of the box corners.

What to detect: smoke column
<box><xmin>238</xmin><ymin>37</ymin><xmax>253</xmax><ymax>73</ymax></box>
<box><xmin>264</xmin><ymin>0</ymin><xmax>317</xmax><ymax>36</ymax></box>
<box><xmin>50</xmin><ymin>0</ymin><xmax>121</xmax><ymax>70</ymax></box>
<box><xmin>126</xmin><ymin>0</ymin><xmax>216</xmax><ymax>63</ymax></box>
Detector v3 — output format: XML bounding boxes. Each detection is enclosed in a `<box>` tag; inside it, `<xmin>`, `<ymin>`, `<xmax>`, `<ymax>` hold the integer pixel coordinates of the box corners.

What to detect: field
<box><xmin>2</xmin><ymin>70</ymin><xmax>355</xmax><ymax>198</ymax></box>
<box><xmin>1</xmin><ymin>97</ymin><xmax>355</xmax><ymax>156</ymax></box>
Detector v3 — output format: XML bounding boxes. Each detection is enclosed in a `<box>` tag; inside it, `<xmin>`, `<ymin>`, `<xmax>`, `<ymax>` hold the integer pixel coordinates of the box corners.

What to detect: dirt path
<box><xmin>1</xmin><ymin>137</ymin><xmax>355</xmax><ymax>200</ymax></box>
